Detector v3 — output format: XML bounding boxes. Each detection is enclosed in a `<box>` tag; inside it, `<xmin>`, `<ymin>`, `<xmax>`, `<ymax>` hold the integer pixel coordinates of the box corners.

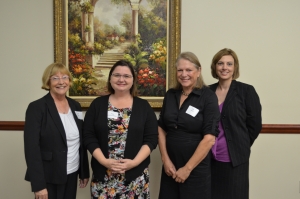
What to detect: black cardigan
<box><xmin>209</xmin><ymin>80</ymin><xmax>262</xmax><ymax>166</ymax></box>
<box><xmin>83</xmin><ymin>95</ymin><xmax>158</xmax><ymax>182</ymax></box>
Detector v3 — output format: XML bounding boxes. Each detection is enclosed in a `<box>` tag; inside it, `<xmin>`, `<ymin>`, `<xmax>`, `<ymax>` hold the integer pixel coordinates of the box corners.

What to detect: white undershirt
<box><xmin>59</xmin><ymin>109</ymin><xmax>80</xmax><ymax>174</ymax></box>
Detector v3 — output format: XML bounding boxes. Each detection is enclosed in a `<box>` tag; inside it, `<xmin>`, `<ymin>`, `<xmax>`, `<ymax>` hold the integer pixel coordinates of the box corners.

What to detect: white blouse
<box><xmin>59</xmin><ymin>109</ymin><xmax>80</xmax><ymax>174</ymax></box>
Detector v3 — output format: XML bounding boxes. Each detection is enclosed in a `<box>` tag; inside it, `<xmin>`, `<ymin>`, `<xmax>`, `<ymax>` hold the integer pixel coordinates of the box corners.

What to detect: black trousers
<box><xmin>46</xmin><ymin>171</ymin><xmax>78</xmax><ymax>199</ymax></box>
<box><xmin>211</xmin><ymin>159</ymin><xmax>249</xmax><ymax>199</ymax></box>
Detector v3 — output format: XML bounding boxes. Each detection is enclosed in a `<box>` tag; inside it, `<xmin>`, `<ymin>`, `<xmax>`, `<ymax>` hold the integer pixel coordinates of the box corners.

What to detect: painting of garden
<box><xmin>68</xmin><ymin>0</ymin><xmax>167</xmax><ymax>97</ymax></box>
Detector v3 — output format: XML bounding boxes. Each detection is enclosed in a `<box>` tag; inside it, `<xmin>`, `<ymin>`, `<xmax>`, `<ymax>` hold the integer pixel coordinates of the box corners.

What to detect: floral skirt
<box><xmin>91</xmin><ymin>168</ymin><xmax>150</xmax><ymax>199</ymax></box>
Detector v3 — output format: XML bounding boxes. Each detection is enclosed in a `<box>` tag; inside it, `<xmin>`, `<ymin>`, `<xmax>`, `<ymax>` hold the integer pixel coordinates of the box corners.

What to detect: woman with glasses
<box><xmin>209</xmin><ymin>48</ymin><xmax>262</xmax><ymax>199</ymax></box>
<box><xmin>158</xmin><ymin>52</ymin><xmax>220</xmax><ymax>199</ymax></box>
<box><xmin>24</xmin><ymin>63</ymin><xmax>90</xmax><ymax>199</ymax></box>
<box><xmin>83</xmin><ymin>60</ymin><xmax>158</xmax><ymax>199</ymax></box>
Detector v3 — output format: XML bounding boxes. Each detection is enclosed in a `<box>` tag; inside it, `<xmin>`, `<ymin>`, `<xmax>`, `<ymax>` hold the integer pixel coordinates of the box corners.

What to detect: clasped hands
<box><xmin>163</xmin><ymin>159</ymin><xmax>191</xmax><ymax>184</ymax></box>
<box><xmin>104</xmin><ymin>158</ymin><xmax>136</xmax><ymax>174</ymax></box>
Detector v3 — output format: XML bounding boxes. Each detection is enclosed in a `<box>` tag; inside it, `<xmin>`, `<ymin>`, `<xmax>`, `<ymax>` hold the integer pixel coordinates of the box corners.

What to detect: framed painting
<box><xmin>54</xmin><ymin>0</ymin><xmax>181</xmax><ymax>108</ymax></box>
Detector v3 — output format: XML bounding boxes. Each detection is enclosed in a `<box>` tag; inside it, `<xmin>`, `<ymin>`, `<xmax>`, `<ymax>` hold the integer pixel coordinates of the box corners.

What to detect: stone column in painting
<box><xmin>88</xmin><ymin>11</ymin><xmax>94</xmax><ymax>43</ymax></box>
<box><xmin>81</xmin><ymin>12</ymin><xmax>89</xmax><ymax>42</ymax></box>
<box><xmin>129</xmin><ymin>0</ymin><xmax>141</xmax><ymax>42</ymax></box>
<box><xmin>84</xmin><ymin>0</ymin><xmax>99</xmax><ymax>67</ymax></box>
<box><xmin>88</xmin><ymin>0</ymin><xmax>98</xmax><ymax>44</ymax></box>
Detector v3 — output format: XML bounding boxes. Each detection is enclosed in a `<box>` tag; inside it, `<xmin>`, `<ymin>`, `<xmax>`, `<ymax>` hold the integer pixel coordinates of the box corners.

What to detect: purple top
<box><xmin>211</xmin><ymin>102</ymin><xmax>231</xmax><ymax>162</ymax></box>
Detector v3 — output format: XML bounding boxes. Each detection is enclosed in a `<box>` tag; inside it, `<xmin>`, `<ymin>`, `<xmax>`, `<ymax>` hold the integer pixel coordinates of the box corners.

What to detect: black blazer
<box><xmin>83</xmin><ymin>95</ymin><xmax>158</xmax><ymax>182</ymax></box>
<box><xmin>24</xmin><ymin>93</ymin><xmax>89</xmax><ymax>192</ymax></box>
<box><xmin>209</xmin><ymin>80</ymin><xmax>262</xmax><ymax>167</ymax></box>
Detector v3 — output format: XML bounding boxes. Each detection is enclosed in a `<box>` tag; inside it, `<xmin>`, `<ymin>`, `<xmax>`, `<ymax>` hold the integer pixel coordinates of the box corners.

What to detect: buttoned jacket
<box><xmin>209</xmin><ymin>80</ymin><xmax>262</xmax><ymax>166</ymax></box>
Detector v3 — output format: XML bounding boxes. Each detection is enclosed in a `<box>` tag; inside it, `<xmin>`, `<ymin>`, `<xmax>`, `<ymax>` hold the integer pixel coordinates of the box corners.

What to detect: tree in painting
<box><xmin>68</xmin><ymin>0</ymin><xmax>167</xmax><ymax>96</ymax></box>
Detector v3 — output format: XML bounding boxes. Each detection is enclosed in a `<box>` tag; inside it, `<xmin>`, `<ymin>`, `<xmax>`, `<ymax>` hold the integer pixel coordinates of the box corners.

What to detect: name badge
<box><xmin>108</xmin><ymin>111</ymin><xmax>118</xmax><ymax>119</ymax></box>
<box><xmin>75</xmin><ymin>111</ymin><xmax>83</xmax><ymax>120</ymax></box>
<box><xmin>186</xmin><ymin>105</ymin><xmax>199</xmax><ymax>117</ymax></box>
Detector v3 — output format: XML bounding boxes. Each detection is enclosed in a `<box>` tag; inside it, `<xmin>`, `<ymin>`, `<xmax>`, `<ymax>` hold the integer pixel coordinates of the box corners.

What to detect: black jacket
<box><xmin>24</xmin><ymin>93</ymin><xmax>89</xmax><ymax>192</ymax></box>
<box><xmin>209</xmin><ymin>80</ymin><xmax>262</xmax><ymax>166</ymax></box>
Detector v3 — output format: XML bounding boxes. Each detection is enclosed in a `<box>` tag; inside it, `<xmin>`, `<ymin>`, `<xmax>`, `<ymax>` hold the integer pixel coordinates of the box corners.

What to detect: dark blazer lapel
<box><xmin>209</xmin><ymin>83</ymin><xmax>219</xmax><ymax>92</ymax></box>
<box><xmin>67</xmin><ymin>98</ymin><xmax>82</xmax><ymax>135</ymax></box>
<box><xmin>223</xmin><ymin>80</ymin><xmax>237</xmax><ymax>111</ymax></box>
<box><xmin>45</xmin><ymin>93</ymin><xmax>67</xmax><ymax>145</ymax></box>
<box><xmin>68</xmin><ymin>99</ymin><xmax>79</xmax><ymax>124</ymax></box>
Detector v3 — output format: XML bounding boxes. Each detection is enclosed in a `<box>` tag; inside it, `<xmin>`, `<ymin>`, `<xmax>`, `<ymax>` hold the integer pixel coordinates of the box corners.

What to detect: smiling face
<box><xmin>216</xmin><ymin>55</ymin><xmax>235</xmax><ymax>81</ymax></box>
<box><xmin>211</xmin><ymin>48</ymin><xmax>240</xmax><ymax>80</ymax></box>
<box><xmin>176</xmin><ymin>59</ymin><xmax>200</xmax><ymax>91</ymax></box>
<box><xmin>109</xmin><ymin>65</ymin><xmax>134</xmax><ymax>94</ymax></box>
<box><xmin>49</xmin><ymin>72</ymin><xmax>70</xmax><ymax>97</ymax></box>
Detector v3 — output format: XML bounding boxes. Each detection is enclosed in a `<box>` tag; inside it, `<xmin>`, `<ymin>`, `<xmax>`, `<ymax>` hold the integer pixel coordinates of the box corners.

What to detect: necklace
<box><xmin>181</xmin><ymin>90</ymin><xmax>190</xmax><ymax>96</ymax></box>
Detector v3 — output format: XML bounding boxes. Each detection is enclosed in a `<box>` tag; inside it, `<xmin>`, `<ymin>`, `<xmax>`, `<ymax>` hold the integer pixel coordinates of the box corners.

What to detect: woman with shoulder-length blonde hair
<box><xmin>209</xmin><ymin>48</ymin><xmax>262</xmax><ymax>199</ymax></box>
<box><xmin>158</xmin><ymin>52</ymin><xmax>220</xmax><ymax>199</ymax></box>
<box><xmin>24</xmin><ymin>63</ymin><xmax>90</xmax><ymax>199</ymax></box>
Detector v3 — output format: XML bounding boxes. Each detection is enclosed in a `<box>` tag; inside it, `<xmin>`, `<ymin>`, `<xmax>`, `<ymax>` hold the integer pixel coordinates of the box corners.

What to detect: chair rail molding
<box><xmin>0</xmin><ymin>121</ymin><xmax>299</xmax><ymax>133</ymax></box>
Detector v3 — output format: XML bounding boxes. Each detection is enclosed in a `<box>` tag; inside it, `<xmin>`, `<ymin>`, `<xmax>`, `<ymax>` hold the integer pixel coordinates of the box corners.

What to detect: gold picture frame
<box><xmin>53</xmin><ymin>0</ymin><xmax>181</xmax><ymax>108</ymax></box>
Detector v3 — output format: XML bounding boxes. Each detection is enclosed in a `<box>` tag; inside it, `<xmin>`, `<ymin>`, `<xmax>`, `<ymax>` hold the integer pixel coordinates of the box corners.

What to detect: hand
<box><xmin>35</xmin><ymin>188</ymin><xmax>48</xmax><ymax>199</ymax></box>
<box><xmin>79</xmin><ymin>178</ymin><xmax>89</xmax><ymax>188</ymax></box>
<box><xmin>103</xmin><ymin>158</ymin><xmax>125</xmax><ymax>174</ymax></box>
<box><xmin>174</xmin><ymin>166</ymin><xmax>191</xmax><ymax>183</ymax></box>
<box><xmin>163</xmin><ymin>158</ymin><xmax>177</xmax><ymax>178</ymax></box>
<box><xmin>118</xmin><ymin>159</ymin><xmax>136</xmax><ymax>171</ymax></box>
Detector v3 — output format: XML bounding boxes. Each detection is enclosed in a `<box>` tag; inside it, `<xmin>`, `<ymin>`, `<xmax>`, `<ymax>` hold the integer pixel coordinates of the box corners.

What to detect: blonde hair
<box><xmin>211</xmin><ymin>48</ymin><xmax>240</xmax><ymax>80</ymax></box>
<box><xmin>174</xmin><ymin>51</ymin><xmax>206</xmax><ymax>89</ymax></box>
<box><xmin>41</xmin><ymin>63</ymin><xmax>73</xmax><ymax>90</ymax></box>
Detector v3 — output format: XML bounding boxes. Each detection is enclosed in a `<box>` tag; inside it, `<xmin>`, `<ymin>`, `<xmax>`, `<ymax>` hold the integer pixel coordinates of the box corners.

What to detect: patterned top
<box><xmin>107</xmin><ymin>102</ymin><xmax>131</xmax><ymax>161</ymax></box>
<box><xmin>91</xmin><ymin>102</ymin><xmax>150</xmax><ymax>199</ymax></box>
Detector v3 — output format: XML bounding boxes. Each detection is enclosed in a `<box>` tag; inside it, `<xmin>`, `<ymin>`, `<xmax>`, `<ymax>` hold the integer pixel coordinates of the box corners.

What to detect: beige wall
<box><xmin>0</xmin><ymin>0</ymin><xmax>299</xmax><ymax>198</ymax></box>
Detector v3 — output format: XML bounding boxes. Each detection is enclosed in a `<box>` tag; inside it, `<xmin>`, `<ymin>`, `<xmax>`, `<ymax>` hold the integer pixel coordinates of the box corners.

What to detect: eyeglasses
<box><xmin>111</xmin><ymin>73</ymin><xmax>133</xmax><ymax>79</ymax></box>
<box><xmin>50</xmin><ymin>75</ymin><xmax>70</xmax><ymax>82</ymax></box>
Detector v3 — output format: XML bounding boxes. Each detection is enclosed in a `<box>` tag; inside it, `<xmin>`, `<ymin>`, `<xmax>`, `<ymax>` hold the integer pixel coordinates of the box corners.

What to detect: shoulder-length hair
<box><xmin>211</xmin><ymin>48</ymin><xmax>240</xmax><ymax>80</ymax></box>
<box><xmin>107</xmin><ymin>60</ymin><xmax>137</xmax><ymax>96</ymax></box>
<box><xmin>41</xmin><ymin>63</ymin><xmax>73</xmax><ymax>90</ymax></box>
<box><xmin>174</xmin><ymin>51</ymin><xmax>206</xmax><ymax>90</ymax></box>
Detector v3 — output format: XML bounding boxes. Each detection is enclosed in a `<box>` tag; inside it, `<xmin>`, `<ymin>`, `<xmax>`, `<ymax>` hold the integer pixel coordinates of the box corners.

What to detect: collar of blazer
<box><xmin>65</xmin><ymin>96</ymin><xmax>82</xmax><ymax>128</ymax></box>
<box><xmin>67</xmin><ymin>97</ymin><xmax>83</xmax><ymax>141</ymax></box>
<box><xmin>44</xmin><ymin>92</ymin><xmax>80</xmax><ymax>145</ymax></box>
<box><xmin>210</xmin><ymin>80</ymin><xmax>238</xmax><ymax>111</ymax></box>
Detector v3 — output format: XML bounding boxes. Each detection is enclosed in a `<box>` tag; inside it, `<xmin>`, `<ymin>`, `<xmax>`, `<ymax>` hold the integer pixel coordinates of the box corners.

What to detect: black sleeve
<box><xmin>157</xmin><ymin>91</ymin><xmax>168</xmax><ymax>132</ymax></box>
<box><xmin>202</xmin><ymin>91</ymin><xmax>220</xmax><ymax>137</ymax></box>
<box><xmin>83</xmin><ymin>98</ymin><xmax>101</xmax><ymax>155</ymax></box>
<box><xmin>142</xmin><ymin>101</ymin><xmax>158</xmax><ymax>151</ymax></box>
<box><xmin>24</xmin><ymin>102</ymin><xmax>46</xmax><ymax>192</ymax></box>
<box><xmin>245</xmin><ymin>85</ymin><xmax>262</xmax><ymax>145</ymax></box>
<box><xmin>73</xmin><ymin>101</ymin><xmax>90</xmax><ymax>179</ymax></box>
